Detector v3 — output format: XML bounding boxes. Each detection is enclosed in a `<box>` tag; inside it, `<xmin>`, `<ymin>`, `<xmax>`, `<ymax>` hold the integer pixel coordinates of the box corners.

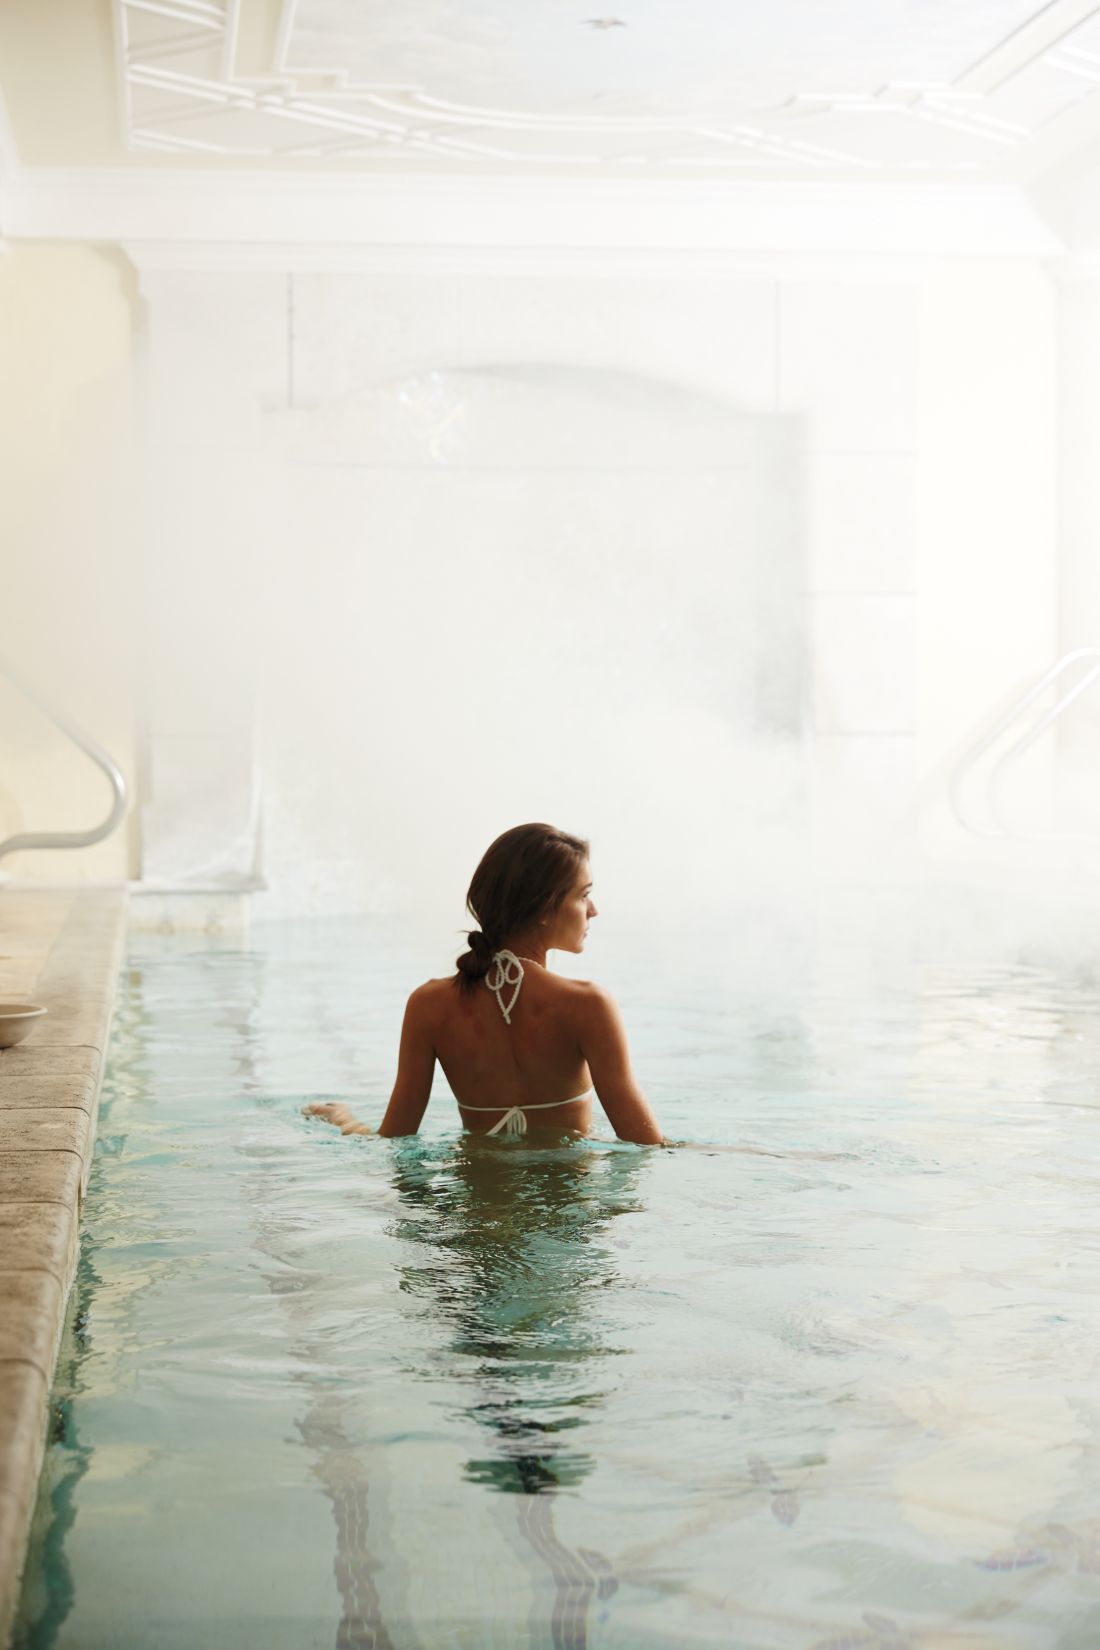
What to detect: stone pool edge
<box><xmin>0</xmin><ymin>887</ymin><xmax>127</xmax><ymax>1649</ymax></box>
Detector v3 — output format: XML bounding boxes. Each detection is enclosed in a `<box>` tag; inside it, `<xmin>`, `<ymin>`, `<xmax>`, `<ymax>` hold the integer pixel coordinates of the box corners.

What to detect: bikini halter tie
<box><xmin>485</xmin><ymin>949</ymin><xmax>526</xmax><ymax>1024</ymax></box>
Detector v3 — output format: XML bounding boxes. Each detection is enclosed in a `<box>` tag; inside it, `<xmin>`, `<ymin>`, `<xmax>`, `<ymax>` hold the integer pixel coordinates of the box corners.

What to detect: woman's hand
<box><xmin>303</xmin><ymin>1101</ymin><xmax>373</xmax><ymax>1136</ymax></box>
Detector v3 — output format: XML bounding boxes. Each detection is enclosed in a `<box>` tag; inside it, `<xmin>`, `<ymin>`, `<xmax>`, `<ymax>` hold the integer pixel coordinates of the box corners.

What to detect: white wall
<box><xmin>781</xmin><ymin>276</ymin><xmax>920</xmax><ymax>865</ymax></box>
<box><xmin>915</xmin><ymin>261</ymin><xmax>1059</xmax><ymax>852</ymax></box>
<box><xmin>126</xmin><ymin>247</ymin><xmax>1060</xmax><ymax>915</ymax></box>
<box><xmin>1054</xmin><ymin>264</ymin><xmax>1100</xmax><ymax>835</ymax></box>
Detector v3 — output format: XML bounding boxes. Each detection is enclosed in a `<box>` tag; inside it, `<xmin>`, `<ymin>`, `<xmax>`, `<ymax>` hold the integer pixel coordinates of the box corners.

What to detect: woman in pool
<box><xmin>305</xmin><ymin>822</ymin><xmax>665</xmax><ymax>1145</ymax></box>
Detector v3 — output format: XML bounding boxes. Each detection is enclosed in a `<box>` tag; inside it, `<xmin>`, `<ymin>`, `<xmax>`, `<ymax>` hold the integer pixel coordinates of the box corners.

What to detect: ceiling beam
<box><xmin>0</xmin><ymin>168</ymin><xmax>1066</xmax><ymax>257</ymax></box>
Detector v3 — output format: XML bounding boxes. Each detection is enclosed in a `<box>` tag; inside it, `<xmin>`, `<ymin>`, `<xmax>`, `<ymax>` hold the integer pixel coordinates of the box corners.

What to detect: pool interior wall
<box><xmin>0</xmin><ymin>888</ymin><xmax>126</xmax><ymax>1650</ymax></box>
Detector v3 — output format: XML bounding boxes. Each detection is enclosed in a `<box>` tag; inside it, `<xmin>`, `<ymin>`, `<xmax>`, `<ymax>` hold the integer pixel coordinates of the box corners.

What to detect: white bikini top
<box><xmin>484</xmin><ymin>948</ymin><xmax>528</xmax><ymax>1025</ymax></box>
<box><xmin>459</xmin><ymin>949</ymin><xmax>593</xmax><ymax>1136</ymax></box>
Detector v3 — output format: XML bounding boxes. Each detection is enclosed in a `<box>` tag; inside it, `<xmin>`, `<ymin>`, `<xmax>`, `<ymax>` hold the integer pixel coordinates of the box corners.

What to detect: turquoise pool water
<box><xmin>13</xmin><ymin>911</ymin><xmax>1100</xmax><ymax>1649</ymax></box>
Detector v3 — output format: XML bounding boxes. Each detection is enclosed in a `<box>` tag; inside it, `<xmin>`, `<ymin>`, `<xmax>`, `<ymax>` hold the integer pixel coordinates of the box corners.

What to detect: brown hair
<box><xmin>454</xmin><ymin>822</ymin><xmax>590</xmax><ymax>993</ymax></box>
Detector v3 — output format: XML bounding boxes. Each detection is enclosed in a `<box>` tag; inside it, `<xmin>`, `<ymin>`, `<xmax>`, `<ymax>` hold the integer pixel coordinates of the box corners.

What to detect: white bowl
<box><xmin>0</xmin><ymin>1004</ymin><xmax>48</xmax><ymax>1048</ymax></box>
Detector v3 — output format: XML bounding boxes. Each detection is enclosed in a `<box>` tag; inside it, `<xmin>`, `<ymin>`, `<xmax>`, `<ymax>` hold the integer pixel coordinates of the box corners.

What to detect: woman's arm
<box><xmin>302</xmin><ymin>986</ymin><xmax>436</xmax><ymax>1139</ymax></box>
<box><xmin>376</xmin><ymin>986</ymin><xmax>436</xmax><ymax>1136</ymax></box>
<box><xmin>578</xmin><ymin>984</ymin><xmax>665</xmax><ymax>1145</ymax></box>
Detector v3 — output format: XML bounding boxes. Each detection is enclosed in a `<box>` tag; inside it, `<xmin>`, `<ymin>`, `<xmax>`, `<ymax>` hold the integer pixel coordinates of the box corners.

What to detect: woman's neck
<box><xmin>498</xmin><ymin>938</ymin><xmax>549</xmax><ymax>968</ymax></box>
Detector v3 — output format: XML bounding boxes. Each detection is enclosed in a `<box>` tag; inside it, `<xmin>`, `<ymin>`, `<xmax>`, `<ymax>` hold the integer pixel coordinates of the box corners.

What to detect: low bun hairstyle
<box><xmin>456</xmin><ymin>936</ymin><xmax>496</xmax><ymax>990</ymax></box>
<box><xmin>454</xmin><ymin>823</ymin><xmax>590</xmax><ymax>993</ymax></box>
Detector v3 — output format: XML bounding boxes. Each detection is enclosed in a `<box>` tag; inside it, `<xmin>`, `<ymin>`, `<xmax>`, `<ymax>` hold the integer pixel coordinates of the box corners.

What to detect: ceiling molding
<box><xmin>3</xmin><ymin>168</ymin><xmax>1066</xmax><ymax>256</ymax></box>
<box><xmin>954</xmin><ymin>0</ymin><xmax>1100</xmax><ymax>93</ymax></box>
<box><xmin>105</xmin><ymin>0</ymin><xmax>1100</xmax><ymax>180</ymax></box>
<box><xmin>121</xmin><ymin>242</ymin><xmax>946</xmax><ymax>280</ymax></box>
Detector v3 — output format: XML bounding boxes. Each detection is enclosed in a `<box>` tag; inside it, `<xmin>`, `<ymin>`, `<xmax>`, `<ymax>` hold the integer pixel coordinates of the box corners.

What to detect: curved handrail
<box><xmin>0</xmin><ymin>654</ymin><xmax>129</xmax><ymax>864</ymax></box>
<box><xmin>950</xmin><ymin>648</ymin><xmax>1100</xmax><ymax>840</ymax></box>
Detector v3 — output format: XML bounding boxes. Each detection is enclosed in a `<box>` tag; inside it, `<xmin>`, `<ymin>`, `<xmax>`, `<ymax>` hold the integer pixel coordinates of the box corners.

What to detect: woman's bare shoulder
<box><xmin>543</xmin><ymin>974</ymin><xmax>614</xmax><ymax>1021</ymax></box>
<box><xmin>559</xmin><ymin>976</ymin><xmax>611</xmax><ymax>1004</ymax></box>
<box><xmin>398</xmin><ymin>977</ymin><xmax>455</xmax><ymax>1017</ymax></box>
<box><xmin>413</xmin><ymin>976</ymin><xmax>456</xmax><ymax>1002</ymax></box>
<box><xmin>511</xmin><ymin>969</ymin><xmax>601</xmax><ymax>996</ymax></box>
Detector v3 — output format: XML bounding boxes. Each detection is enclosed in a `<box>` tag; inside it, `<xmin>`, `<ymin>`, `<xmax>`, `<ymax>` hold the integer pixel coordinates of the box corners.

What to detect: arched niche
<box><xmin>260</xmin><ymin>363</ymin><xmax>808</xmax><ymax>911</ymax></box>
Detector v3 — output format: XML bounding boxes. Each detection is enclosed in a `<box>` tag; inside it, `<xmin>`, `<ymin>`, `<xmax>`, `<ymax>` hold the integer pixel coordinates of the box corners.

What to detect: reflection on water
<box><xmin>386</xmin><ymin>1138</ymin><xmax>643</xmax><ymax>1646</ymax></box>
<box><xmin>15</xmin><ymin>913</ymin><xmax>1100</xmax><ymax>1650</ymax></box>
<box><xmin>294</xmin><ymin>1395</ymin><xmax>394</xmax><ymax>1650</ymax></box>
<box><xmin>389</xmin><ymin>1137</ymin><xmax>642</xmax><ymax>1495</ymax></box>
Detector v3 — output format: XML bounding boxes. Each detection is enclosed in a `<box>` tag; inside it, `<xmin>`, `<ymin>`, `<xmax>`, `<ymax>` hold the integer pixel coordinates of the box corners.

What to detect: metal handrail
<box><xmin>0</xmin><ymin>654</ymin><xmax>129</xmax><ymax>864</ymax></box>
<box><xmin>950</xmin><ymin>648</ymin><xmax>1100</xmax><ymax>840</ymax></box>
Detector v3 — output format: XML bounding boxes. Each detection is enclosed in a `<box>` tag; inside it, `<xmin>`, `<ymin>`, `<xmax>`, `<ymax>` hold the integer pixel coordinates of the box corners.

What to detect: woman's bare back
<box><xmin>420</xmin><ymin>964</ymin><xmax>596</xmax><ymax>1135</ymax></box>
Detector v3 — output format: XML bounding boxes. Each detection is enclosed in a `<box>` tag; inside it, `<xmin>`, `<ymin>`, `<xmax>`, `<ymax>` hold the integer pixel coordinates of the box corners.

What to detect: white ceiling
<box><xmin>116</xmin><ymin>0</ymin><xmax>1100</xmax><ymax>178</ymax></box>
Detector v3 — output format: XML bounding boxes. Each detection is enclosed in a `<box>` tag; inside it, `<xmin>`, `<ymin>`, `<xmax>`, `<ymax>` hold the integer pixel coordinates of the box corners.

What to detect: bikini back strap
<box><xmin>485</xmin><ymin>950</ymin><xmax>524</xmax><ymax>1024</ymax></box>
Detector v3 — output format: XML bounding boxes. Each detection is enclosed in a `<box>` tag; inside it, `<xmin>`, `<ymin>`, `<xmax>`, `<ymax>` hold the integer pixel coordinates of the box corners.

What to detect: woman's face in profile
<box><xmin>545</xmin><ymin>860</ymin><xmax>597</xmax><ymax>954</ymax></box>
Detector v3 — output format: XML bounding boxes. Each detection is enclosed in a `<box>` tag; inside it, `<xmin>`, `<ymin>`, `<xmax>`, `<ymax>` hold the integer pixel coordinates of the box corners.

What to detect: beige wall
<box><xmin>0</xmin><ymin>241</ymin><xmax>139</xmax><ymax>881</ymax></box>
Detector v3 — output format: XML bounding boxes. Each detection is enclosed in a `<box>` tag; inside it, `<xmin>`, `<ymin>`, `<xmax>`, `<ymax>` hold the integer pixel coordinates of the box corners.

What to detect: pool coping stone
<box><xmin>0</xmin><ymin>887</ymin><xmax>126</xmax><ymax>1648</ymax></box>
